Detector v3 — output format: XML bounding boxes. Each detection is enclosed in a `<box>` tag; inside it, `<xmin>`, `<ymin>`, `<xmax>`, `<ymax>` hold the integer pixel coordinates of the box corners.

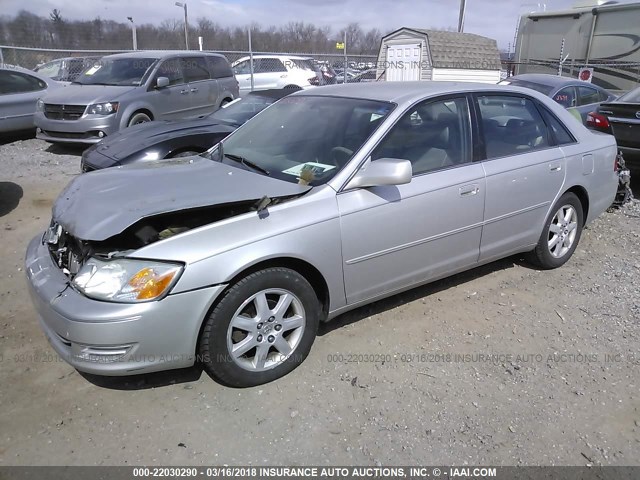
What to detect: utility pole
<box><xmin>344</xmin><ymin>30</ymin><xmax>348</xmax><ymax>84</ymax></box>
<box><xmin>127</xmin><ymin>17</ymin><xmax>137</xmax><ymax>50</ymax></box>
<box><xmin>175</xmin><ymin>2</ymin><xmax>189</xmax><ymax>49</ymax></box>
<box><xmin>458</xmin><ymin>0</ymin><xmax>467</xmax><ymax>33</ymax></box>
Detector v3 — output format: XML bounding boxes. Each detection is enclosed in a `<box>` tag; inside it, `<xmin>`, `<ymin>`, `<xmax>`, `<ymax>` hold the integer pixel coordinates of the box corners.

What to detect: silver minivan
<box><xmin>34</xmin><ymin>51</ymin><xmax>239</xmax><ymax>144</ymax></box>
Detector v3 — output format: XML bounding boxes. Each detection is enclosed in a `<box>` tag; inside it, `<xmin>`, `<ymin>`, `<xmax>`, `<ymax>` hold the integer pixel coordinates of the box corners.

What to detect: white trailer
<box><xmin>515</xmin><ymin>1</ymin><xmax>640</xmax><ymax>93</ymax></box>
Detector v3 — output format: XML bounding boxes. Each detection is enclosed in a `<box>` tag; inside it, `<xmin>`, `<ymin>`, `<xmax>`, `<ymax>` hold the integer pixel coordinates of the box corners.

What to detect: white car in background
<box><xmin>231</xmin><ymin>55</ymin><xmax>321</xmax><ymax>96</ymax></box>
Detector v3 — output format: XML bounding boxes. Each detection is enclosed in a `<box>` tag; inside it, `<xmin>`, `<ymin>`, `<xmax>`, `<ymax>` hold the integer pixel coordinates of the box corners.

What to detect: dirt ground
<box><xmin>0</xmin><ymin>136</ymin><xmax>639</xmax><ymax>467</ymax></box>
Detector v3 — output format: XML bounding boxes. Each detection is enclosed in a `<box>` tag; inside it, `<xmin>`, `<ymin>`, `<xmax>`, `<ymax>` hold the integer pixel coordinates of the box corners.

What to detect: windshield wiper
<box><xmin>224</xmin><ymin>153</ymin><xmax>270</xmax><ymax>176</ymax></box>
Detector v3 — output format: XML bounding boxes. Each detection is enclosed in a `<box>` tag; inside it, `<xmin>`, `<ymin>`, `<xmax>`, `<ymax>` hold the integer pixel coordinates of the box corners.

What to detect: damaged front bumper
<box><xmin>25</xmin><ymin>234</ymin><xmax>226</xmax><ymax>376</ymax></box>
<box><xmin>613</xmin><ymin>152</ymin><xmax>633</xmax><ymax>208</ymax></box>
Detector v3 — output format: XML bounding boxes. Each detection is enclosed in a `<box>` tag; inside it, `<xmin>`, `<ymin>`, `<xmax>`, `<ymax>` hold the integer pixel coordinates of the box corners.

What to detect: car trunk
<box><xmin>600</xmin><ymin>102</ymin><xmax>640</xmax><ymax>149</ymax></box>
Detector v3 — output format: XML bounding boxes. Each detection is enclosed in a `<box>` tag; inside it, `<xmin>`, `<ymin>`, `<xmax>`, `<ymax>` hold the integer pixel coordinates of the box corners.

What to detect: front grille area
<box><xmin>44</xmin><ymin>103</ymin><xmax>87</xmax><ymax>120</ymax></box>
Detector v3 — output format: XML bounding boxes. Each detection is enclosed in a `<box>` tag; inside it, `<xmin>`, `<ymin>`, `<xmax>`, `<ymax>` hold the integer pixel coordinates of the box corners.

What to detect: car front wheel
<box><xmin>529</xmin><ymin>192</ymin><xmax>583</xmax><ymax>269</ymax></box>
<box><xmin>199</xmin><ymin>268</ymin><xmax>320</xmax><ymax>387</ymax></box>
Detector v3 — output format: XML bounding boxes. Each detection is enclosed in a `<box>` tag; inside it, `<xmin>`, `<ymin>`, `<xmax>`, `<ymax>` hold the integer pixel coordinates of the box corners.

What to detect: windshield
<box><xmin>618</xmin><ymin>86</ymin><xmax>640</xmax><ymax>103</ymax></box>
<box><xmin>208</xmin><ymin>94</ymin><xmax>280</xmax><ymax>126</ymax></box>
<box><xmin>207</xmin><ymin>95</ymin><xmax>394</xmax><ymax>186</ymax></box>
<box><xmin>503</xmin><ymin>79</ymin><xmax>554</xmax><ymax>96</ymax></box>
<box><xmin>73</xmin><ymin>57</ymin><xmax>157</xmax><ymax>86</ymax></box>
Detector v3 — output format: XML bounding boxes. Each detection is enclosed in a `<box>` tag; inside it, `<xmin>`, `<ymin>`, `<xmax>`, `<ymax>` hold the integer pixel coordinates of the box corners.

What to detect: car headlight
<box><xmin>36</xmin><ymin>98</ymin><xmax>45</xmax><ymax>112</ymax></box>
<box><xmin>72</xmin><ymin>258</ymin><xmax>183</xmax><ymax>303</ymax></box>
<box><xmin>87</xmin><ymin>102</ymin><xmax>119</xmax><ymax>115</ymax></box>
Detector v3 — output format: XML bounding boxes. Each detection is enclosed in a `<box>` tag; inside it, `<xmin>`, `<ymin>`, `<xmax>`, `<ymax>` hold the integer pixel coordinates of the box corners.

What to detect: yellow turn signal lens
<box><xmin>128</xmin><ymin>267</ymin><xmax>178</xmax><ymax>300</ymax></box>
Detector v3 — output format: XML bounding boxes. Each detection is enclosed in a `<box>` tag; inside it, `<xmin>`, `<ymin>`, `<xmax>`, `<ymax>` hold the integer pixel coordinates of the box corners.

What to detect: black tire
<box><xmin>529</xmin><ymin>192</ymin><xmax>584</xmax><ymax>269</ymax></box>
<box><xmin>220</xmin><ymin>98</ymin><xmax>232</xmax><ymax>107</ymax></box>
<box><xmin>199</xmin><ymin>267</ymin><xmax>320</xmax><ymax>387</ymax></box>
<box><xmin>127</xmin><ymin>112</ymin><xmax>151</xmax><ymax>127</ymax></box>
<box><xmin>283</xmin><ymin>84</ymin><xmax>301</xmax><ymax>90</ymax></box>
<box><xmin>168</xmin><ymin>150</ymin><xmax>201</xmax><ymax>158</ymax></box>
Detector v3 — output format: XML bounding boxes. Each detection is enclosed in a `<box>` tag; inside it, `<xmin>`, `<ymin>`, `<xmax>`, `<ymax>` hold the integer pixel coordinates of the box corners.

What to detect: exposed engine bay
<box><xmin>46</xmin><ymin>197</ymin><xmax>285</xmax><ymax>278</ymax></box>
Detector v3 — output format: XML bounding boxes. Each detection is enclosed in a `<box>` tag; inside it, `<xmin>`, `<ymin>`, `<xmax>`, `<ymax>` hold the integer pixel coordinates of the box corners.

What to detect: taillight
<box><xmin>309</xmin><ymin>76</ymin><xmax>320</xmax><ymax>86</ymax></box>
<box><xmin>586</xmin><ymin>111</ymin><xmax>610</xmax><ymax>129</ymax></box>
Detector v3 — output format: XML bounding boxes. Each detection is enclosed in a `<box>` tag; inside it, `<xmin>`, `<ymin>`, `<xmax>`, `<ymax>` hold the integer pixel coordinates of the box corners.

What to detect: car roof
<box><xmin>294</xmin><ymin>81</ymin><xmax>551</xmax><ymax>104</ymax></box>
<box><xmin>508</xmin><ymin>74</ymin><xmax>603</xmax><ymax>89</ymax></box>
<box><xmin>236</xmin><ymin>54</ymin><xmax>313</xmax><ymax>61</ymax></box>
<box><xmin>247</xmin><ymin>89</ymin><xmax>296</xmax><ymax>99</ymax></box>
<box><xmin>102</xmin><ymin>50</ymin><xmax>226</xmax><ymax>60</ymax></box>
<box><xmin>1</xmin><ymin>64</ymin><xmax>49</xmax><ymax>78</ymax></box>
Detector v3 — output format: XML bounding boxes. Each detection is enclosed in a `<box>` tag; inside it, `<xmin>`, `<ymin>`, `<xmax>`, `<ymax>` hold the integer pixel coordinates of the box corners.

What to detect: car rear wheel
<box><xmin>199</xmin><ymin>268</ymin><xmax>320</xmax><ymax>387</ymax></box>
<box><xmin>529</xmin><ymin>192</ymin><xmax>583</xmax><ymax>269</ymax></box>
<box><xmin>127</xmin><ymin>112</ymin><xmax>151</xmax><ymax>127</ymax></box>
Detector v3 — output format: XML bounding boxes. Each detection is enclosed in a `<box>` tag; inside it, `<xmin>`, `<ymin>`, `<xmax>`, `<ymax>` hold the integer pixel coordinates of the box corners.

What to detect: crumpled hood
<box><xmin>53</xmin><ymin>157</ymin><xmax>310</xmax><ymax>241</ymax></box>
<box><xmin>42</xmin><ymin>84</ymin><xmax>136</xmax><ymax>105</ymax></box>
<box><xmin>95</xmin><ymin>118</ymin><xmax>235</xmax><ymax>160</ymax></box>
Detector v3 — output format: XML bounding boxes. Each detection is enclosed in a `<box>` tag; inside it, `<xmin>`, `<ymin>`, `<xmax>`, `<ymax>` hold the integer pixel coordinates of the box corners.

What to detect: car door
<box><xmin>149</xmin><ymin>58</ymin><xmax>191</xmax><ymax>120</ymax></box>
<box><xmin>256</xmin><ymin>58</ymin><xmax>288</xmax><ymax>90</ymax></box>
<box><xmin>181</xmin><ymin>56</ymin><xmax>218</xmax><ymax>116</ymax></box>
<box><xmin>337</xmin><ymin>96</ymin><xmax>486</xmax><ymax>305</ymax></box>
<box><xmin>0</xmin><ymin>70</ymin><xmax>47</xmax><ymax>132</ymax></box>
<box><xmin>475</xmin><ymin>93</ymin><xmax>566</xmax><ymax>262</ymax></box>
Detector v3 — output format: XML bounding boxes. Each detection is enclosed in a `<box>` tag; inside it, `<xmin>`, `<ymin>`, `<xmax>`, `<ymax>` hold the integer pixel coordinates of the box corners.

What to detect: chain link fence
<box><xmin>0</xmin><ymin>45</ymin><xmax>377</xmax><ymax>72</ymax></box>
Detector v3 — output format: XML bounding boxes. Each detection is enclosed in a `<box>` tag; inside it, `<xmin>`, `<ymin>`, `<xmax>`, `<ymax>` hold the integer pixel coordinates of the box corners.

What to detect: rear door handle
<box><xmin>549</xmin><ymin>161</ymin><xmax>562</xmax><ymax>172</ymax></box>
<box><xmin>180</xmin><ymin>89</ymin><xmax>189</xmax><ymax>95</ymax></box>
<box><xmin>190</xmin><ymin>88</ymin><xmax>198</xmax><ymax>93</ymax></box>
<box><xmin>459</xmin><ymin>184</ymin><xmax>479</xmax><ymax>196</ymax></box>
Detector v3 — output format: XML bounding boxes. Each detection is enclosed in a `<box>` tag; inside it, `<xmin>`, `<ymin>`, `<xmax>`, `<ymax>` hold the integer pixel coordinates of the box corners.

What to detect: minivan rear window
<box><xmin>206</xmin><ymin>56</ymin><xmax>233</xmax><ymax>79</ymax></box>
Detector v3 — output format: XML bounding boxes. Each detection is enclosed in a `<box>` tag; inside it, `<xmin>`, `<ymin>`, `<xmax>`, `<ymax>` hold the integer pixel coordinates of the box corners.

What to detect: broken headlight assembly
<box><xmin>72</xmin><ymin>258</ymin><xmax>183</xmax><ymax>303</ymax></box>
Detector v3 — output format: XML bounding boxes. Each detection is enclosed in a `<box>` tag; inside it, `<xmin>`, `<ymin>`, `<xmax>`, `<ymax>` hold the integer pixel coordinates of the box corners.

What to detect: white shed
<box><xmin>376</xmin><ymin>28</ymin><xmax>502</xmax><ymax>84</ymax></box>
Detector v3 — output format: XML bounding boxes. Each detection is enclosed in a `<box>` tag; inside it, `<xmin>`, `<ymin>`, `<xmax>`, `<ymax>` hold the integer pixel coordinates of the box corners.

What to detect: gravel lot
<box><xmin>0</xmin><ymin>137</ymin><xmax>639</xmax><ymax>466</ymax></box>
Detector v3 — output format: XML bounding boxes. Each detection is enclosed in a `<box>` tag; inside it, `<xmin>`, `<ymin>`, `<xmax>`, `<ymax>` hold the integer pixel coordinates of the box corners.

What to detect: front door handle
<box><xmin>180</xmin><ymin>89</ymin><xmax>189</xmax><ymax>95</ymax></box>
<box><xmin>459</xmin><ymin>184</ymin><xmax>479</xmax><ymax>197</ymax></box>
<box><xmin>190</xmin><ymin>88</ymin><xmax>198</xmax><ymax>93</ymax></box>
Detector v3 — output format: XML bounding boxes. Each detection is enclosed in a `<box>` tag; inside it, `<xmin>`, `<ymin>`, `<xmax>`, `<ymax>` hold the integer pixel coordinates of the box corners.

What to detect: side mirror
<box><xmin>156</xmin><ymin>76</ymin><xmax>170</xmax><ymax>88</ymax></box>
<box><xmin>345</xmin><ymin>158</ymin><xmax>412</xmax><ymax>190</ymax></box>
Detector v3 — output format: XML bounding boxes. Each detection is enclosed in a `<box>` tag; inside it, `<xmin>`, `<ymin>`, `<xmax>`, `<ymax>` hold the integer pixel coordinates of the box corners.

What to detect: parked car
<box><xmin>231</xmin><ymin>55</ymin><xmax>321</xmax><ymax>96</ymax></box>
<box><xmin>34</xmin><ymin>56</ymin><xmax>101</xmax><ymax>82</ymax></box>
<box><xmin>313</xmin><ymin>61</ymin><xmax>338</xmax><ymax>85</ymax></box>
<box><xmin>34</xmin><ymin>51</ymin><xmax>239</xmax><ymax>144</ymax></box>
<box><xmin>350</xmin><ymin>69</ymin><xmax>378</xmax><ymax>83</ymax></box>
<box><xmin>26</xmin><ymin>82</ymin><xmax>618</xmax><ymax>387</ymax></box>
<box><xmin>0</xmin><ymin>65</ymin><xmax>64</xmax><ymax>134</ymax></box>
<box><xmin>587</xmin><ymin>86</ymin><xmax>640</xmax><ymax>168</ymax></box>
<box><xmin>80</xmin><ymin>89</ymin><xmax>294</xmax><ymax>172</ymax></box>
<box><xmin>500</xmin><ymin>74</ymin><xmax>616</xmax><ymax>123</ymax></box>
<box><xmin>335</xmin><ymin>68</ymin><xmax>359</xmax><ymax>84</ymax></box>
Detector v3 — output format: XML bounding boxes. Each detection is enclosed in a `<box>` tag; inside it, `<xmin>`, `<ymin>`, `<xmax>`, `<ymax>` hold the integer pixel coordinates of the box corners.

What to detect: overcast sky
<box><xmin>1</xmin><ymin>0</ymin><xmax>634</xmax><ymax>48</ymax></box>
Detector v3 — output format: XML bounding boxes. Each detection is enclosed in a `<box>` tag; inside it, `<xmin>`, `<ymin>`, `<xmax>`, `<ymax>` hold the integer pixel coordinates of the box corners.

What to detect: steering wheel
<box><xmin>329</xmin><ymin>146</ymin><xmax>354</xmax><ymax>167</ymax></box>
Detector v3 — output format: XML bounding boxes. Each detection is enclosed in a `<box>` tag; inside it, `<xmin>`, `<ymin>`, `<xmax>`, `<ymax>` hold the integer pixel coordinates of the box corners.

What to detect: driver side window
<box><xmin>155</xmin><ymin>58</ymin><xmax>184</xmax><ymax>86</ymax></box>
<box><xmin>371</xmin><ymin>97</ymin><xmax>472</xmax><ymax>176</ymax></box>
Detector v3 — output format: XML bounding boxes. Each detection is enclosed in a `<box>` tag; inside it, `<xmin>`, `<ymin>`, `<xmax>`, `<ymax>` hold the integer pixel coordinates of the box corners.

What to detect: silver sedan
<box><xmin>25</xmin><ymin>82</ymin><xmax>618</xmax><ymax>387</ymax></box>
<box><xmin>0</xmin><ymin>65</ymin><xmax>63</xmax><ymax>133</ymax></box>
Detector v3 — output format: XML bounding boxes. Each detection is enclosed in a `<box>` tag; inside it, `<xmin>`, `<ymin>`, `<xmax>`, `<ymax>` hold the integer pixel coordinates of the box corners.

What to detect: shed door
<box><xmin>386</xmin><ymin>44</ymin><xmax>421</xmax><ymax>81</ymax></box>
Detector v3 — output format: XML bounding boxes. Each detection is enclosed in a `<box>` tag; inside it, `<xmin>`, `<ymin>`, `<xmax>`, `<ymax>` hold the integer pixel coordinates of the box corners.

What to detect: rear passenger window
<box><xmin>553</xmin><ymin>87</ymin><xmax>576</xmax><ymax>108</ymax></box>
<box><xmin>372</xmin><ymin>97</ymin><xmax>472</xmax><ymax>176</ymax></box>
<box><xmin>578</xmin><ymin>86</ymin><xmax>601</xmax><ymax>106</ymax></box>
<box><xmin>182</xmin><ymin>57</ymin><xmax>210</xmax><ymax>82</ymax></box>
<box><xmin>206</xmin><ymin>56</ymin><xmax>233</xmax><ymax>78</ymax></box>
<box><xmin>155</xmin><ymin>59</ymin><xmax>183</xmax><ymax>86</ymax></box>
<box><xmin>539</xmin><ymin>107</ymin><xmax>576</xmax><ymax>145</ymax></box>
<box><xmin>257</xmin><ymin>58</ymin><xmax>287</xmax><ymax>73</ymax></box>
<box><xmin>0</xmin><ymin>71</ymin><xmax>46</xmax><ymax>94</ymax></box>
<box><xmin>477</xmin><ymin>95</ymin><xmax>550</xmax><ymax>159</ymax></box>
